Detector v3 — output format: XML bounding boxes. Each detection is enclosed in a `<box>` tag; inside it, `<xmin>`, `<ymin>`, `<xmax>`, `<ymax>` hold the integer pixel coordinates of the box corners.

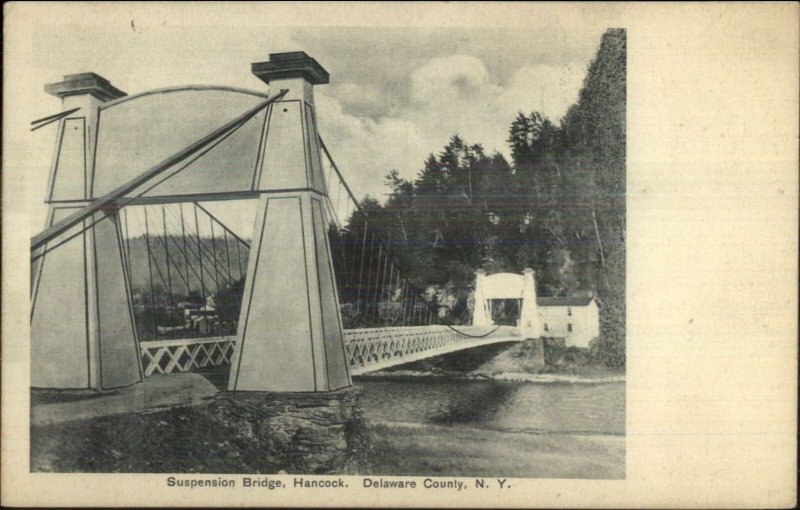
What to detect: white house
<box><xmin>472</xmin><ymin>269</ymin><xmax>600</xmax><ymax>348</ymax></box>
<box><xmin>537</xmin><ymin>296</ymin><xmax>600</xmax><ymax>348</ymax></box>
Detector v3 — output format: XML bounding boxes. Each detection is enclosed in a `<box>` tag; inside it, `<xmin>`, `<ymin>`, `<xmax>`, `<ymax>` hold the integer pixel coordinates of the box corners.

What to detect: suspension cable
<box><xmin>443</xmin><ymin>324</ymin><xmax>501</xmax><ymax>338</ymax></box>
<box><xmin>193</xmin><ymin>201</ymin><xmax>250</xmax><ymax>249</ymax></box>
<box><xmin>319</xmin><ymin>142</ymin><xmax>483</xmax><ymax>330</ymax></box>
<box><xmin>31</xmin><ymin>89</ymin><xmax>288</xmax><ymax>252</ymax></box>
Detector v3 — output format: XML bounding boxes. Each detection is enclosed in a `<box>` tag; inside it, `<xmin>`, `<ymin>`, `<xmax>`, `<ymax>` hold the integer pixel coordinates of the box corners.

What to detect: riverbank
<box><xmin>359</xmin><ymin>337</ymin><xmax>625</xmax><ymax>383</ymax></box>
<box><xmin>30</xmin><ymin>381</ymin><xmax>370</xmax><ymax>474</ymax></box>
<box><xmin>366</xmin><ymin>421</ymin><xmax>624</xmax><ymax>479</ymax></box>
<box><xmin>357</xmin><ymin>375</ymin><xmax>624</xmax><ymax>479</ymax></box>
<box><xmin>30</xmin><ymin>347</ymin><xmax>624</xmax><ymax>476</ymax></box>
<box><xmin>357</xmin><ymin>370</ymin><xmax>624</xmax><ymax>384</ymax></box>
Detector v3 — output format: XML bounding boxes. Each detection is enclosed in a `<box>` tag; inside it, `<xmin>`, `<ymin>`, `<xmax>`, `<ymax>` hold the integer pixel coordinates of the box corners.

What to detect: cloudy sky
<box><xmin>11</xmin><ymin>4</ymin><xmax>613</xmax><ymax>233</ymax></box>
<box><xmin>304</xmin><ymin>26</ymin><xmax>603</xmax><ymax>199</ymax></box>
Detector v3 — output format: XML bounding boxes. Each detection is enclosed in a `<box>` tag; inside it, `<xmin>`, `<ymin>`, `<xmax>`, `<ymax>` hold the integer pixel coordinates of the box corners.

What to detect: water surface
<box><xmin>357</xmin><ymin>378</ymin><xmax>625</xmax><ymax>435</ymax></box>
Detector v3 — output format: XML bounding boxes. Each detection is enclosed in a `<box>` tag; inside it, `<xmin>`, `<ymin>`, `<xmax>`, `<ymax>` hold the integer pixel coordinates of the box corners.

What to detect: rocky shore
<box><xmin>357</xmin><ymin>337</ymin><xmax>625</xmax><ymax>383</ymax></box>
<box><xmin>31</xmin><ymin>383</ymin><xmax>371</xmax><ymax>474</ymax></box>
<box><xmin>357</xmin><ymin>370</ymin><xmax>624</xmax><ymax>384</ymax></box>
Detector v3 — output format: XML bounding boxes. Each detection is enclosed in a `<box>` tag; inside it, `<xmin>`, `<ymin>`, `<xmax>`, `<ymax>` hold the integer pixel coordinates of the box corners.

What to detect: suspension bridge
<box><xmin>29</xmin><ymin>52</ymin><xmax>523</xmax><ymax>393</ymax></box>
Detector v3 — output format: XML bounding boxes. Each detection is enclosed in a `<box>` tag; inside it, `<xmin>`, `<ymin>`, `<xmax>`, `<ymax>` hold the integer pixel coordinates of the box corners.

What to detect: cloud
<box><xmin>502</xmin><ymin>63</ymin><xmax>587</xmax><ymax>122</ymax></box>
<box><xmin>21</xmin><ymin>23</ymin><xmax>598</xmax><ymax>233</ymax></box>
<box><xmin>315</xmin><ymin>89</ymin><xmax>430</xmax><ymax>201</ymax></box>
<box><xmin>314</xmin><ymin>53</ymin><xmax>588</xmax><ymax>207</ymax></box>
<box><xmin>332</xmin><ymin>82</ymin><xmax>390</xmax><ymax>120</ymax></box>
<box><xmin>410</xmin><ymin>54</ymin><xmax>491</xmax><ymax>104</ymax></box>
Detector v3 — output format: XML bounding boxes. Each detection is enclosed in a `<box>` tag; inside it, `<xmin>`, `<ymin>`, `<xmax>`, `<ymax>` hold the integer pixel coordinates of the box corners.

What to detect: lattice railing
<box><xmin>344</xmin><ymin>325</ymin><xmax>516</xmax><ymax>371</ymax></box>
<box><xmin>139</xmin><ymin>326</ymin><xmax>517</xmax><ymax>376</ymax></box>
<box><xmin>140</xmin><ymin>336</ymin><xmax>235</xmax><ymax>376</ymax></box>
<box><xmin>344</xmin><ymin>326</ymin><xmax>460</xmax><ymax>367</ymax></box>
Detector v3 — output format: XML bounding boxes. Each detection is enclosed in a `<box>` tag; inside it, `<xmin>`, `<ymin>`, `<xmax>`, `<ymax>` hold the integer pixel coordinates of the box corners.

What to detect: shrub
<box><xmin>589</xmin><ymin>333</ymin><xmax>625</xmax><ymax>369</ymax></box>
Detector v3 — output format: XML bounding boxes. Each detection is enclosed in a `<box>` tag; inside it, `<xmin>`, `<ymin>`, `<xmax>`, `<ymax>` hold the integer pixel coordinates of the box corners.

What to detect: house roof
<box><xmin>536</xmin><ymin>296</ymin><xmax>596</xmax><ymax>307</ymax></box>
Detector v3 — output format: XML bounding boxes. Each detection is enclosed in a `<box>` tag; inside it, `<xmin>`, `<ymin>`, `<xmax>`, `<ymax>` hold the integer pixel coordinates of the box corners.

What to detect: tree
<box><xmin>333</xmin><ymin>29</ymin><xmax>626</xmax><ymax>368</ymax></box>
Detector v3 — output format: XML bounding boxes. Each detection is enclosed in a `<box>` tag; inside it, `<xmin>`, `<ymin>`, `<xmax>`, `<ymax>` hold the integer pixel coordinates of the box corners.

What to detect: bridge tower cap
<box><xmin>45</xmin><ymin>72</ymin><xmax>126</xmax><ymax>101</ymax></box>
<box><xmin>523</xmin><ymin>267</ymin><xmax>534</xmax><ymax>274</ymax></box>
<box><xmin>251</xmin><ymin>51</ymin><xmax>330</xmax><ymax>85</ymax></box>
<box><xmin>476</xmin><ymin>268</ymin><xmax>487</xmax><ymax>275</ymax></box>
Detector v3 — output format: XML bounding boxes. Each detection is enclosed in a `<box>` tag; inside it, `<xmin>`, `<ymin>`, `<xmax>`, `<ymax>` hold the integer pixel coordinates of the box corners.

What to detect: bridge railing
<box><xmin>139</xmin><ymin>325</ymin><xmax>518</xmax><ymax>376</ymax></box>
<box><xmin>345</xmin><ymin>325</ymin><xmax>517</xmax><ymax>375</ymax></box>
<box><xmin>140</xmin><ymin>335</ymin><xmax>236</xmax><ymax>376</ymax></box>
<box><xmin>130</xmin><ymin>112</ymin><xmax>490</xmax><ymax>379</ymax></box>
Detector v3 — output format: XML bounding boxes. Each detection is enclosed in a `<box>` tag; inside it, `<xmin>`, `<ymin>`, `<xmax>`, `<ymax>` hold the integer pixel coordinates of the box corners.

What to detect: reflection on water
<box><xmin>357</xmin><ymin>379</ymin><xmax>625</xmax><ymax>435</ymax></box>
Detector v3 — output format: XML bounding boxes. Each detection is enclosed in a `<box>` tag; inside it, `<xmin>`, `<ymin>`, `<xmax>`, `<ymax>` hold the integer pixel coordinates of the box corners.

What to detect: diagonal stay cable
<box><xmin>192</xmin><ymin>202</ymin><xmax>250</xmax><ymax>249</ymax></box>
<box><xmin>161</xmin><ymin>207</ymin><xmax>210</xmax><ymax>290</ymax></box>
<box><xmin>320</xmin><ymin>136</ymin><xmax>499</xmax><ymax>338</ymax></box>
<box><xmin>185</xmin><ymin>222</ymin><xmax>237</xmax><ymax>284</ymax></box>
<box><xmin>31</xmin><ymin>89</ymin><xmax>288</xmax><ymax>253</ymax></box>
<box><xmin>163</xmin><ymin>205</ymin><xmax>238</xmax><ymax>287</ymax></box>
<box><xmin>146</xmin><ymin>217</ymin><xmax>192</xmax><ymax>290</ymax></box>
<box><xmin>161</xmin><ymin>211</ymin><xmax>216</xmax><ymax>299</ymax></box>
<box><xmin>30</xmin><ymin>107</ymin><xmax>82</xmax><ymax>131</ymax></box>
<box><xmin>178</xmin><ymin>221</ymin><xmax>237</xmax><ymax>286</ymax></box>
<box><xmin>136</xmin><ymin>208</ymin><xmax>180</xmax><ymax>316</ymax></box>
<box><xmin>320</xmin><ymin>140</ymin><xmax>439</xmax><ymax>319</ymax></box>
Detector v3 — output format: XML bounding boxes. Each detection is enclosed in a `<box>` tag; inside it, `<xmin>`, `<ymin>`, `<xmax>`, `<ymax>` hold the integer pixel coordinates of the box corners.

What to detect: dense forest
<box><xmin>338</xmin><ymin>29</ymin><xmax>626</xmax><ymax>367</ymax></box>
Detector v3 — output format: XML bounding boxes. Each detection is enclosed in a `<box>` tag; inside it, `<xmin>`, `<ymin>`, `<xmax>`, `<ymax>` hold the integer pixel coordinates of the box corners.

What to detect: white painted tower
<box><xmin>31</xmin><ymin>74</ymin><xmax>143</xmax><ymax>389</ymax></box>
<box><xmin>472</xmin><ymin>269</ymin><xmax>492</xmax><ymax>327</ymax></box>
<box><xmin>227</xmin><ymin>52</ymin><xmax>351</xmax><ymax>392</ymax></box>
<box><xmin>471</xmin><ymin>268</ymin><xmax>540</xmax><ymax>339</ymax></box>
<box><xmin>519</xmin><ymin>268</ymin><xmax>540</xmax><ymax>338</ymax></box>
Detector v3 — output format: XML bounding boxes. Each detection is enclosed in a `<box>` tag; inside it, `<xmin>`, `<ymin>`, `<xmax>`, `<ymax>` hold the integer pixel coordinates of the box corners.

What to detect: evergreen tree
<box><xmin>337</xmin><ymin>29</ymin><xmax>626</xmax><ymax>368</ymax></box>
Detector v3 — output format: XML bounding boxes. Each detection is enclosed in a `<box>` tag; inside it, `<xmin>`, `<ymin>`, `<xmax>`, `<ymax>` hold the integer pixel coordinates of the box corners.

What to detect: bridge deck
<box><xmin>139</xmin><ymin>325</ymin><xmax>522</xmax><ymax>378</ymax></box>
<box><xmin>346</xmin><ymin>326</ymin><xmax>521</xmax><ymax>375</ymax></box>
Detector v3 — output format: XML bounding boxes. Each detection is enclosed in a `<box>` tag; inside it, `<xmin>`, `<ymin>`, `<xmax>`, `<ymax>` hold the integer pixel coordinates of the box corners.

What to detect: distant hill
<box><xmin>124</xmin><ymin>236</ymin><xmax>250</xmax><ymax>299</ymax></box>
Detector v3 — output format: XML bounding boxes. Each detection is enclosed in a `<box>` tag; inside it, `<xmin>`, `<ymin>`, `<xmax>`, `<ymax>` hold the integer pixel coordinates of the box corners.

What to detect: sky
<box><xmin>11</xmin><ymin>6</ymin><xmax>611</xmax><ymax>236</ymax></box>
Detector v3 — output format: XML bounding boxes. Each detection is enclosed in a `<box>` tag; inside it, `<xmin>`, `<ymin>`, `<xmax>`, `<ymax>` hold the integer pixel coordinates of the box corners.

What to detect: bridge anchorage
<box><xmin>30</xmin><ymin>52</ymin><xmax>522</xmax><ymax>394</ymax></box>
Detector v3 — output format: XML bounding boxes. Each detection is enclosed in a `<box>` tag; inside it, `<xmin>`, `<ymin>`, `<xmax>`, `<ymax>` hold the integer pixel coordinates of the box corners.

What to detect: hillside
<box><xmin>338</xmin><ymin>29</ymin><xmax>627</xmax><ymax>368</ymax></box>
<box><xmin>124</xmin><ymin>236</ymin><xmax>250</xmax><ymax>299</ymax></box>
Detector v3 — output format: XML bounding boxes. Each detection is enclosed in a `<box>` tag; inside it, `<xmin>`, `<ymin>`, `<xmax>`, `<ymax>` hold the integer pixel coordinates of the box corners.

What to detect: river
<box><xmin>355</xmin><ymin>377</ymin><xmax>625</xmax><ymax>479</ymax></box>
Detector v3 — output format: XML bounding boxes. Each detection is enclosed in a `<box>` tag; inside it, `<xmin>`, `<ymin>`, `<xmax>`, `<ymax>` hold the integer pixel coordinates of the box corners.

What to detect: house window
<box><xmin>567</xmin><ymin>323</ymin><xmax>573</xmax><ymax>333</ymax></box>
<box><xmin>544</xmin><ymin>323</ymin><xmax>549</xmax><ymax>332</ymax></box>
<box><xmin>567</xmin><ymin>307</ymin><xmax>572</xmax><ymax>316</ymax></box>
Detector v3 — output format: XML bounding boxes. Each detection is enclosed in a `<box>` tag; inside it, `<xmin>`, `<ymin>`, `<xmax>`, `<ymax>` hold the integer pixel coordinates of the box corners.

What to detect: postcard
<box><xmin>2</xmin><ymin>2</ymin><xmax>797</xmax><ymax>508</ymax></box>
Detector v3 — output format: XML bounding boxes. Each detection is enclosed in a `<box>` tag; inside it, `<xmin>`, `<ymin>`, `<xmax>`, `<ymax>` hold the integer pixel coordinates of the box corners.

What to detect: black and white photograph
<box><xmin>2</xmin><ymin>3</ymin><xmax>797</xmax><ymax>508</ymax></box>
<box><xmin>26</xmin><ymin>18</ymin><xmax>626</xmax><ymax>479</ymax></box>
